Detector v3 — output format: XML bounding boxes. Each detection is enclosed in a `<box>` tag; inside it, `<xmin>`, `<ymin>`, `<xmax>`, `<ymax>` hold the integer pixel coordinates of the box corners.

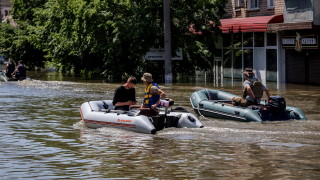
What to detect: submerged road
<box><xmin>0</xmin><ymin>74</ymin><xmax>320</xmax><ymax>179</ymax></box>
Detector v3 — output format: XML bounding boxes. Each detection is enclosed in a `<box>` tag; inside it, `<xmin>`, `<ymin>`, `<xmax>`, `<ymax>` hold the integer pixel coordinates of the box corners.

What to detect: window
<box><xmin>235</xmin><ymin>0</ymin><xmax>244</xmax><ymax>8</ymax></box>
<box><xmin>267</xmin><ymin>33</ymin><xmax>277</xmax><ymax>46</ymax></box>
<box><xmin>267</xmin><ymin>0</ymin><xmax>274</xmax><ymax>9</ymax></box>
<box><xmin>243</xmin><ymin>33</ymin><xmax>253</xmax><ymax>47</ymax></box>
<box><xmin>233</xmin><ymin>33</ymin><xmax>242</xmax><ymax>48</ymax></box>
<box><xmin>247</xmin><ymin>0</ymin><xmax>259</xmax><ymax>10</ymax></box>
<box><xmin>266</xmin><ymin>49</ymin><xmax>277</xmax><ymax>81</ymax></box>
<box><xmin>254</xmin><ymin>32</ymin><xmax>264</xmax><ymax>47</ymax></box>
<box><xmin>243</xmin><ymin>49</ymin><xmax>253</xmax><ymax>69</ymax></box>
<box><xmin>222</xmin><ymin>34</ymin><xmax>232</xmax><ymax>47</ymax></box>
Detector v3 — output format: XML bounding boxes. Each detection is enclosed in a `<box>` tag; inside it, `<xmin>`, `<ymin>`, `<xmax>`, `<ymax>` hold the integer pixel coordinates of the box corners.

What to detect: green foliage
<box><xmin>11</xmin><ymin>0</ymin><xmax>47</xmax><ymax>27</ymax></box>
<box><xmin>3</xmin><ymin>0</ymin><xmax>227</xmax><ymax>81</ymax></box>
<box><xmin>0</xmin><ymin>20</ymin><xmax>45</xmax><ymax>68</ymax></box>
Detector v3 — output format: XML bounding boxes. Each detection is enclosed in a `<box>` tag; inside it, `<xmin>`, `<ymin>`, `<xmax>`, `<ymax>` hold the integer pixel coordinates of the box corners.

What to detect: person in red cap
<box><xmin>232</xmin><ymin>68</ymin><xmax>270</xmax><ymax>107</ymax></box>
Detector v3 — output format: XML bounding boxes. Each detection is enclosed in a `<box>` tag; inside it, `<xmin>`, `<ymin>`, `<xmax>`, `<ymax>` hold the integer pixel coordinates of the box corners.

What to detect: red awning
<box><xmin>220</xmin><ymin>15</ymin><xmax>283</xmax><ymax>33</ymax></box>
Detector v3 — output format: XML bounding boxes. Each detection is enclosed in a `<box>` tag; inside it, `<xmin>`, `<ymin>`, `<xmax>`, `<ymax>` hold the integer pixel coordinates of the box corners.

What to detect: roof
<box><xmin>220</xmin><ymin>15</ymin><xmax>284</xmax><ymax>33</ymax></box>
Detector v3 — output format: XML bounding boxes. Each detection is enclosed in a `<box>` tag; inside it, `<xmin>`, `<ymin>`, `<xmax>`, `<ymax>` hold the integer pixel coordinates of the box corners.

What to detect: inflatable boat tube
<box><xmin>190</xmin><ymin>89</ymin><xmax>307</xmax><ymax>122</ymax></box>
<box><xmin>80</xmin><ymin>100</ymin><xmax>204</xmax><ymax>134</ymax></box>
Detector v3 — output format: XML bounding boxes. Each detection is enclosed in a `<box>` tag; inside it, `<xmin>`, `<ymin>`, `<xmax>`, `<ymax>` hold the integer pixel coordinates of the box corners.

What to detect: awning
<box><xmin>220</xmin><ymin>15</ymin><xmax>283</xmax><ymax>33</ymax></box>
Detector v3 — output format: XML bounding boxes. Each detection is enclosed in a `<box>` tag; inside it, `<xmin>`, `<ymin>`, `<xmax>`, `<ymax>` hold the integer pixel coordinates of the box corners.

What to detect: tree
<box><xmin>11</xmin><ymin>0</ymin><xmax>47</xmax><ymax>24</ymax></box>
<box><xmin>6</xmin><ymin>0</ymin><xmax>228</xmax><ymax>81</ymax></box>
<box><xmin>0</xmin><ymin>20</ymin><xmax>46</xmax><ymax>68</ymax></box>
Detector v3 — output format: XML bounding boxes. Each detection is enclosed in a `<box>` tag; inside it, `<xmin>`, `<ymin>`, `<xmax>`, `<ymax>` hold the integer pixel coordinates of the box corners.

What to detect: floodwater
<box><xmin>1</xmin><ymin>72</ymin><xmax>320</xmax><ymax>179</ymax></box>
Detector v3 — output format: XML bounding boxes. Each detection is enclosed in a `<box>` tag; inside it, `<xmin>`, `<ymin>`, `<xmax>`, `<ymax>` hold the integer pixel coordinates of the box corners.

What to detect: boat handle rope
<box><xmin>197</xmin><ymin>100</ymin><xmax>204</xmax><ymax>118</ymax></box>
<box><xmin>190</xmin><ymin>92</ymin><xmax>204</xmax><ymax>118</ymax></box>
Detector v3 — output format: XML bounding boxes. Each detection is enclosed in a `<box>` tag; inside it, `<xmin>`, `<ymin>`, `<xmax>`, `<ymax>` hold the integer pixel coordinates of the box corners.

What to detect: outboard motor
<box><xmin>150</xmin><ymin>99</ymin><xmax>175</xmax><ymax>131</ymax></box>
<box><xmin>267</xmin><ymin>96</ymin><xmax>286</xmax><ymax>113</ymax></box>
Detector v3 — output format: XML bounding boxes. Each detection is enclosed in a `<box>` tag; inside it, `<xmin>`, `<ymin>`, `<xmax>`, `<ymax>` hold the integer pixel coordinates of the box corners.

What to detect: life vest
<box><xmin>242</xmin><ymin>78</ymin><xmax>263</xmax><ymax>99</ymax></box>
<box><xmin>143</xmin><ymin>83</ymin><xmax>160</xmax><ymax>108</ymax></box>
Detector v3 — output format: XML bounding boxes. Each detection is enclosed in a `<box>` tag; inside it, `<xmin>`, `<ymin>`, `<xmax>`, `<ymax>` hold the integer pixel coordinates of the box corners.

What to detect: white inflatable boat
<box><xmin>79</xmin><ymin>100</ymin><xmax>204</xmax><ymax>134</ymax></box>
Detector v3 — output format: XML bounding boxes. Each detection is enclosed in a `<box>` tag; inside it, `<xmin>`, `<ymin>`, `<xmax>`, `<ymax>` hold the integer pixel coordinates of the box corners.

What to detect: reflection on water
<box><xmin>0</xmin><ymin>75</ymin><xmax>320</xmax><ymax>179</ymax></box>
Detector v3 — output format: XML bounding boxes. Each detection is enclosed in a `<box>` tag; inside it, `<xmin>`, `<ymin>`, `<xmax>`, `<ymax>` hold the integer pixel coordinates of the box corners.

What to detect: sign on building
<box><xmin>282</xmin><ymin>35</ymin><xmax>318</xmax><ymax>49</ymax></box>
<box><xmin>145</xmin><ymin>48</ymin><xmax>183</xmax><ymax>60</ymax></box>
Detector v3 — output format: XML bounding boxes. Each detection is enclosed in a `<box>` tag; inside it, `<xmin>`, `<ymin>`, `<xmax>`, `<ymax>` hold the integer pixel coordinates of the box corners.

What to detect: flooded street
<box><xmin>1</xmin><ymin>74</ymin><xmax>320</xmax><ymax>179</ymax></box>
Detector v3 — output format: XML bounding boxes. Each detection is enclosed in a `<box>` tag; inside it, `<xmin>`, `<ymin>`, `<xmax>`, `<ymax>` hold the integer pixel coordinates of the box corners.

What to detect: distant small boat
<box><xmin>0</xmin><ymin>70</ymin><xmax>8</xmax><ymax>82</ymax></box>
<box><xmin>0</xmin><ymin>70</ymin><xmax>27</xmax><ymax>82</ymax></box>
<box><xmin>80</xmin><ymin>100</ymin><xmax>204</xmax><ymax>134</ymax></box>
<box><xmin>190</xmin><ymin>89</ymin><xmax>307</xmax><ymax>122</ymax></box>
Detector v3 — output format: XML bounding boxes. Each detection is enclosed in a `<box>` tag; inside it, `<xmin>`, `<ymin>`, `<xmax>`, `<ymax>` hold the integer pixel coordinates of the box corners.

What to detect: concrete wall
<box><xmin>283</xmin><ymin>0</ymin><xmax>313</xmax><ymax>22</ymax></box>
<box><xmin>0</xmin><ymin>0</ymin><xmax>11</xmax><ymax>19</ymax></box>
<box><xmin>314</xmin><ymin>0</ymin><xmax>320</xmax><ymax>25</ymax></box>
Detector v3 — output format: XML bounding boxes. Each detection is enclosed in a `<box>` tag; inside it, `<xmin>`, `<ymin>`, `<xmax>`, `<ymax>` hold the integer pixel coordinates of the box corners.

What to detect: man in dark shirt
<box><xmin>11</xmin><ymin>60</ymin><xmax>27</xmax><ymax>79</ymax></box>
<box><xmin>112</xmin><ymin>76</ymin><xmax>137</xmax><ymax>111</ymax></box>
<box><xmin>5</xmin><ymin>58</ymin><xmax>15</xmax><ymax>78</ymax></box>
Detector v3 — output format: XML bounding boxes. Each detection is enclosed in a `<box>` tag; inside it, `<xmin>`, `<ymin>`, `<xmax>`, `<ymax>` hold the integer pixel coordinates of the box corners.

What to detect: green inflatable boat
<box><xmin>190</xmin><ymin>89</ymin><xmax>307</xmax><ymax>122</ymax></box>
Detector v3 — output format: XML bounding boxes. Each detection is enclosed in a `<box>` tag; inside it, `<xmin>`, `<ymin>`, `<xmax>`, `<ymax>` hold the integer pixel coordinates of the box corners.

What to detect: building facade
<box><xmin>0</xmin><ymin>0</ymin><xmax>11</xmax><ymax>20</ymax></box>
<box><xmin>268</xmin><ymin>0</ymin><xmax>320</xmax><ymax>85</ymax></box>
<box><xmin>215</xmin><ymin>0</ymin><xmax>320</xmax><ymax>88</ymax></box>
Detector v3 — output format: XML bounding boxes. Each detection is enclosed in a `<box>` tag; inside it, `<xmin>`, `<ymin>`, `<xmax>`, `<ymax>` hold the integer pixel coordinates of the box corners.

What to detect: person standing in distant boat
<box><xmin>112</xmin><ymin>76</ymin><xmax>137</xmax><ymax>111</ymax></box>
<box><xmin>232</xmin><ymin>68</ymin><xmax>271</xmax><ymax>107</ymax></box>
<box><xmin>5</xmin><ymin>58</ymin><xmax>15</xmax><ymax>78</ymax></box>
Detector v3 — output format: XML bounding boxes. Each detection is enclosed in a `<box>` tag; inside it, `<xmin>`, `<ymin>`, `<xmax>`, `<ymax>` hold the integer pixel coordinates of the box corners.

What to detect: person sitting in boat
<box><xmin>112</xmin><ymin>76</ymin><xmax>137</xmax><ymax>111</ymax></box>
<box><xmin>5</xmin><ymin>58</ymin><xmax>15</xmax><ymax>78</ymax></box>
<box><xmin>232</xmin><ymin>68</ymin><xmax>270</xmax><ymax>107</ymax></box>
<box><xmin>11</xmin><ymin>60</ymin><xmax>27</xmax><ymax>80</ymax></box>
<box><xmin>131</xmin><ymin>73</ymin><xmax>165</xmax><ymax>117</ymax></box>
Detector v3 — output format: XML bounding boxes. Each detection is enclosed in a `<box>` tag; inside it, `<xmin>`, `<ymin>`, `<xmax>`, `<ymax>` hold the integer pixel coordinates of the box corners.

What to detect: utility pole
<box><xmin>163</xmin><ymin>0</ymin><xmax>172</xmax><ymax>85</ymax></box>
<box><xmin>0</xmin><ymin>0</ymin><xmax>2</xmax><ymax>21</ymax></box>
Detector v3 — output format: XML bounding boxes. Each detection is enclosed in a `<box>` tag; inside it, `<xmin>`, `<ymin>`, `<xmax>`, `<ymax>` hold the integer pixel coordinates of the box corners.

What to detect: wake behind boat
<box><xmin>80</xmin><ymin>99</ymin><xmax>204</xmax><ymax>134</ymax></box>
<box><xmin>190</xmin><ymin>89</ymin><xmax>307</xmax><ymax>122</ymax></box>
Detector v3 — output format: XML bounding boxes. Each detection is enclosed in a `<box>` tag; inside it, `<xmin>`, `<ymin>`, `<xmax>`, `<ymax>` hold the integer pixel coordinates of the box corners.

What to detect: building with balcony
<box><xmin>268</xmin><ymin>0</ymin><xmax>320</xmax><ymax>85</ymax></box>
<box><xmin>215</xmin><ymin>0</ymin><xmax>320</xmax><ymax>88</ymax></box>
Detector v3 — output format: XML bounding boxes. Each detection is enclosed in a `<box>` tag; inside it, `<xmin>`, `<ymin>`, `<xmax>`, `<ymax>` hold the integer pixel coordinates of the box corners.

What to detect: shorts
<box><xmin>232</xmin><ymin>97</ymin><xmax>255</xmax><ymax>107</ymax></box>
